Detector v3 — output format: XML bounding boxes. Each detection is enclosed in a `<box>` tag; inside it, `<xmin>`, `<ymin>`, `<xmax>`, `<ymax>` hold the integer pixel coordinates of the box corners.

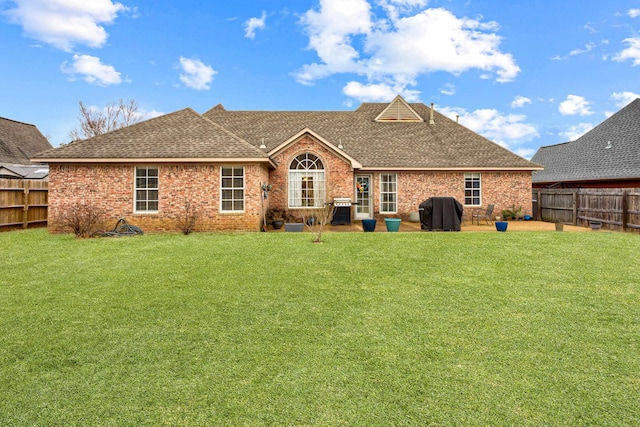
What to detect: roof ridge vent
<box><xmin>375</xmin><ymin>95</ymin><xmax>423</xmax><ymax>122</ymax></box>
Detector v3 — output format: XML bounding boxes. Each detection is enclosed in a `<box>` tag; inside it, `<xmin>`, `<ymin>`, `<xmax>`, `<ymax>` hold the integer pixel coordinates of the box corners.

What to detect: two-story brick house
<box><xmin>33</xmin><ymin>96</ymin><xmax>542</xmax><ymax>232</ymax></box>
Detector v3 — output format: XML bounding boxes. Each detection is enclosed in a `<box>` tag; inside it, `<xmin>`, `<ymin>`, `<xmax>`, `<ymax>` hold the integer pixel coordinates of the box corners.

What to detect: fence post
<box><xmin>622</xmin><ymin>189</ymin><xmax>628</xmax><ymax>232</ymax></box>
<box><xmin>22</xmin><ymin>181</ymin><xmax>29</xmax><ymax>229</ymax></box>
<box><xmin>572</xmin><ymin>190</ymin><xmax>578</xmax><ymax>225</ymax></box>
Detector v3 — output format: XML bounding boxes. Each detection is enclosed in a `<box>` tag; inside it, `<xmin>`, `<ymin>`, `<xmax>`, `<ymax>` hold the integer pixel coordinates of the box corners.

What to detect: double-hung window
<box><xmin>221</xmin><ymin>167</ymin><xmax>244</xmax><ymax>212</ymax></box>
<box><xmin>380</xmin><ymin>173</ymin><xmax>397</xmax><ymax>213</ymax></box>
<box><xmin>288</xmin><ymin>153</ymin><xmax>325</xmax><ymax>208</ymax></box>
<box><xmin>135</xmin><ymin>166</ymin><xmax>159</xmax><ymax>212</ymax></box>
<box><xmin>464</xmin><ymin>173</ymin><xmax>481</xmax><ymax>206</ymax></box>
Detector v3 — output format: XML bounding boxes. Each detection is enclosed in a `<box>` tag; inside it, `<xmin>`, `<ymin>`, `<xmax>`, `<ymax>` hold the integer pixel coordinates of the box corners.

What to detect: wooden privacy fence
<box><xmin>0</xmin><ymin>179</ymin><xmax>48</xmax><ymax>230</ymax></box>
<box><xmin>533</xmin><ymin>188</ymin><xmax>640</xmax><ymax>232</ymax></box>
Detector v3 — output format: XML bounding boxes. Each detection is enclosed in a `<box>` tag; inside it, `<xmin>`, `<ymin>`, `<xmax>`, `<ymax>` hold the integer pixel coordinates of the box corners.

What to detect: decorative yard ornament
<box><xmin>260</xmin><ymin>182</ymin><xmax>273</xmax><ymax>232</ymax></box>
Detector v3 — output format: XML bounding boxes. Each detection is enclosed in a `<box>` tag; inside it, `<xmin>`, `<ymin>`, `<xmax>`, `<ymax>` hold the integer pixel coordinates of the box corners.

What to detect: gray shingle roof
<box><xmin>0</xmin><ymin>163</ymin><xmax>49</xmax><ymax>179</ymax></box>
<box><xmin>35</xmin><ymin>99</ymin><xmax>540</xmax><ymax>170</ymax></box>
<box><xmin>34</xmin><ymin>108</ymin><xmax>269</xmax><ymax>161</ymax></box>
<box><xmin>204</xmin><ymin>101</ymin><xmax>539</xmax><ymax>170</ymax></box>
<box><xmin>0</xmin><ymin>117</ymin><xmax>52</xmax><ymax>164</ymax></box>
<box><xmin>531</xmin><ymin>98</ymin><xmax>640</xmax><ymax>183</ymax></box>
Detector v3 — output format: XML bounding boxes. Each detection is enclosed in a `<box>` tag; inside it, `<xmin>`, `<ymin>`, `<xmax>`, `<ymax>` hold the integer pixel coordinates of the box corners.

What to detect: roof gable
<box><xmin>0</xmin><ymin>117</ymin><xmax>52</xmax><ymax>164</ymax></box>
<box><xmin>532</xmin><ymin>98</ymin><xmax>640</xmax><ymax>183</ymax></box>
<box><xmin>269</xmin><ymin>128</ymin><xmax>362</xmax><ymax>169</ymax></box>
<box><xmin>375</xmin><ymin>95</ymin><xmax>424</xmax><ymax>122</ymax></box>
<box><xmin>34</xmin><ymin>108</ymin><xmax>273</xmax><ymax>164</ymax></box>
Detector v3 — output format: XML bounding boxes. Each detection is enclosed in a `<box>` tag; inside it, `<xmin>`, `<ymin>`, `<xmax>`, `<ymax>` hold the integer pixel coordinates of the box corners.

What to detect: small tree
<box><xmin>61</xmin><ymin>203</ymin><xmax>106</xmax><ymax>238</ymax></box>
<box><xmin>302</xmin><ymin>202</ymin><xmax>336</xmax><ymax>243</ymax></box>
<box><xmin>69</xmin><ymin>99</ymin><xmax>140</xmax><ymax>141</ymax></box>
<box><xmin>175</xmin><ymin>200</ymin><xmax>199</xmax><ymax>235</ymax></box>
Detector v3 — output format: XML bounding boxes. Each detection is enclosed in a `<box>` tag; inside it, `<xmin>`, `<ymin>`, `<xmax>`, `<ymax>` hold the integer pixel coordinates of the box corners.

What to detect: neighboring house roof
<box><xmin>34</xmin><ymin>108</ymin><xmax>273</xmax><ymax>165</ymax></box>
<box><xmin>0</xmin><ymin>116</ymin><xmax>52</xmax><ymax>164</ymax></box>
<box><xmin>34</xmin><ymin>96</ymin><xmax>541</xmax><ymax>171</ymax></box>
<box><xmin>0</xmin><ymin>163</ymin><xmax>49</xmax><ymax>179</ymax></box>
<box><xmin>531</xmin><ymin>98</ymin><xmax>640</xmax><ymax>184</ymax></box>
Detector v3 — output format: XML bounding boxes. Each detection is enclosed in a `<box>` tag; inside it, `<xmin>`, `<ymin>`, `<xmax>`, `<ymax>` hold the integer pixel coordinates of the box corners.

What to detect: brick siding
<box><xmin>48</xmin><ymin>137</ymin><xmax>533</xmax><ymax>233</ymax></box>
<box><xmin>264</xmin><ymin>135</ymin><xmax>532</xmax><ymax>222</ymax></box>
<box><xmin>48</xmin><ymin>163</ymin><xmax>269</xmax><ymax>233</ymax></box>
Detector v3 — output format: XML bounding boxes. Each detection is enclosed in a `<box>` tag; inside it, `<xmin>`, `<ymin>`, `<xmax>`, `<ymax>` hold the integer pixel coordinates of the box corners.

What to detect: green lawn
<box><xmin>1</xmin><ymin>228</ymin><xmax>639</xmax><ymax>426</ymax></box>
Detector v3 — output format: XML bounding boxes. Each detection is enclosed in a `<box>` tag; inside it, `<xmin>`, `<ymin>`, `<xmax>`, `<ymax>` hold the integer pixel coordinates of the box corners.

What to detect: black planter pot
<box><xmin>362</xmin><ymin>219</ymin><xmax>377</xmax><ymax>232</ymax></box>
<box><xmin>272</xmin><ymin>219</ymin><xmax>284</xmax><ymax>229</ymax></box>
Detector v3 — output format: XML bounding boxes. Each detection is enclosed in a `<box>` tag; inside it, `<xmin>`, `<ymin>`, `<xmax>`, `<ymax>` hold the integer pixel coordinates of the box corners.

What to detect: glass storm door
<box><xmin>355</xmin><ymin>175</ymin><xmax>372</xmax><ymax>219</ymax></box>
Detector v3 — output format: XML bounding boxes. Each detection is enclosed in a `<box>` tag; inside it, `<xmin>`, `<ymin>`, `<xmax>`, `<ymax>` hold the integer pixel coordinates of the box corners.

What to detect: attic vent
<box><xmin>375</xmin><ymin>95</ymin><xmax>423</xmax><ymax>122</ymax></box>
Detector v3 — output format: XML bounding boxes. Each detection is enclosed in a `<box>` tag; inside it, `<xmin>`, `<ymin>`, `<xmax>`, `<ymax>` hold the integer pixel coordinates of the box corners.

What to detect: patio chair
<box><xmin>471</xmin><ymin>204</ymin><xmax>495</xmax><ymax>225</ymax></box>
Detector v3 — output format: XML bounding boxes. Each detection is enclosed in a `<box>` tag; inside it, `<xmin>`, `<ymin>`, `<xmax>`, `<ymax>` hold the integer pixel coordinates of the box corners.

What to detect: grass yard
<box><xmin>1</xmin><ymin>228</ymin><xmax>639</xmax><ymax>426</ymax></box>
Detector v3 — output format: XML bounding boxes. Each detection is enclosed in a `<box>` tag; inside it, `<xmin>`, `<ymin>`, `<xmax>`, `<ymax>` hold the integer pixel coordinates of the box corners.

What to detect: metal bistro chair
<box><xmin>471</xmin><ymin>204</ymin><xmax>495</xmax><ymax>225</ymax></box>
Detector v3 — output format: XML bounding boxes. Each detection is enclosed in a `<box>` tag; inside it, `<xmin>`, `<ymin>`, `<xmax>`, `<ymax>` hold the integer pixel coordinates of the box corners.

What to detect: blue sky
<box><xmin>1</xmin><ymin>0</ymin><xmax>639</xmax><ymax>159</ymax></box>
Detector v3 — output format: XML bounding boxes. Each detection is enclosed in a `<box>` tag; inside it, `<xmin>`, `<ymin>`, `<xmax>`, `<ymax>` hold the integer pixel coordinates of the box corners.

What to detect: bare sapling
<box><xmin>302</xmin><ymin>202</ymin><xmax>336</xmax><ymax>243</ymax></box>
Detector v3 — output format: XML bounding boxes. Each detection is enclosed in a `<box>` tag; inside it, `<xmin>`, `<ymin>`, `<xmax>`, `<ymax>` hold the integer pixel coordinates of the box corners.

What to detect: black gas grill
<box><xmin>331</xmin><ymin>198</ymin><xmax>353</xmax><ymax>225</ymax></box>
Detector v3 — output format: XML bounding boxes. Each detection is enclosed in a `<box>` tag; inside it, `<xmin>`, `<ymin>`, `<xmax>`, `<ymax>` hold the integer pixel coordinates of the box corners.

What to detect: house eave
<box><xmin>32</xmin><ymin>157</ymin><xmax>277</xmax><ymax>168</ymax></box>
<box><xmin>269</xmin><ymin>128</ymin><xmax>363</xmax><ymax>169</ymax></box>
<box><xmin>533</xmin><ymin>174</ymin><xmax>640</xmax><ymax>184</ymax></box>
<box><xmin>358</xmin><ymin>166</ymin><xmax>544</xmax><ymax>172</ymax></box>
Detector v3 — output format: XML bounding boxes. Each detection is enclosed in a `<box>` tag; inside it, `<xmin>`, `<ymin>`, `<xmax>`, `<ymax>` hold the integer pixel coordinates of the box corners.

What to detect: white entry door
<box><xmin>354</xmin><ymin>175</ymin><xmax>372</xmax><ymax>219</ymax></box>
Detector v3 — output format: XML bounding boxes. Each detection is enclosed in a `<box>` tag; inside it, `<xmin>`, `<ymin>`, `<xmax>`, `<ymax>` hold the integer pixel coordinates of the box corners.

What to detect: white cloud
<box><xmin>439</xmin><ymin>106</ymin><xmax>539</xmax><ymax>149</ymax></box>
<box><xmin>342</xmin><ymin>81</ymin><xmax>419</xmax><ymax>101</ymax></box>
<box><xmin>296</xmin><ymin>0</ymin><xmax>373</xmax><ymax>84</ymax></box>
<box><xmin>558</xmin><ymin>95</ymin><xmax>594</xmax><ymax>116</ymax></box>
<box><xmin>613</xmin><ymin>37</ymin><xmax>640</xmax><ymax>66</ymax></box>
<box><xmin>178</xmin><ymin>57</ymin><xmax>216</xmax><ymax>90</ymax></box>
<box><xmin>514</xmin><ymin>147</ymin><xmax>537</xmax><ymax>160</ymax></box>
<box><xmin>61</xmin><ymin>54</ymin><xmax>122</xmax><ymax>86</ymax></box>
<box><xmin>4</xmin><ymin>0</ymin><xmax>127</xmax><ymax>51</ymax></box>
<box><xmin>439</xmin><ymin>83</ymin><xmax>455</xmax><ymax>96</ymax></box>
<box><xmin>611</xmin><ymin>91</ymin><xmax>640</xmax><ymax>107</ymax></box>
<box><xmin>244</xmin><ymin>11</ymin><xmax>267</xmax><ymax>39</ymax></box>
<box><xmin>511</xmin><ymin>96</ymin><xmax>531</xmax><ymax>108</ymax></box>
<box><xmin>584</xmin><ymin>23</ymin><xmax>597</xmax><ymax>33</ymax></box>
<box><xmin>569</xmin><ymin>42</ymin><xmax>596</xmax><ymax>56</ymax></box>
<box><xmin>629</xmin><ymin>9</ymin><xmax>640</xmax><ymax>18</ymax></box>
<box><xmin>560</xmin><ymin>123</ymin><xmax>594</xmax><ymax>141</ymax></box>
<box><xmin>295</xmin><ymin>2</ymin><xmax>519</xmax><ymax>97</ymax></box>
<box><xmin>377</xmin><ymin>0</ymin><xmax>428</xmax><ymax>21</ymax></box>
<box><xmin>136</xmin><ymin>109</ymin><xmax>165</xmax><ymax>122</ymax></box>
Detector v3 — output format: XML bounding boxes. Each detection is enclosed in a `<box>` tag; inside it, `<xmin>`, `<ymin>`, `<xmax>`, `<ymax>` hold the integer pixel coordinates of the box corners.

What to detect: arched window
<box><xmin>288</xmin><ymin>153</ymin><xmax>326</xmax><ymax>208</ymax></box>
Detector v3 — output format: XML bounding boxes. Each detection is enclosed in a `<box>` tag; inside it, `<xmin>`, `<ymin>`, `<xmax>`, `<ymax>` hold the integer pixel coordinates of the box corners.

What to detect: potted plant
<box><xmin>501</xmin><ymin>209</ymin><xmax>515</xmax><ymax>220</ymax></box>
<box><xmin>268</xmin><ymin>208</ymin><xmax>284</xmax><ymax>230</ymax></box>
<box><xmin>501</xmin><ymin>205</ymin><xmax>522</xmax><ymax>220</ymax></box>
<box><xmin>513</xmin><ymin>206</ymin><xmax>523</xmax><ymax>220</ymax></box>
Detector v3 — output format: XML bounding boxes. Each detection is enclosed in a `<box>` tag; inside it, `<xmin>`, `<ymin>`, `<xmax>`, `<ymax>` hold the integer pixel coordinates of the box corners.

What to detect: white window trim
<box><xmin>288</xmin><ymin>153</ymin><xmax>326</xmax><ymax>209</ymax></box>
<box><xmin>220</xmin><ymin>166</ymin><xmax>245</xmax><ymax>213</ymax></box>
<box><xmin>288</xmin><ymin>170</ymin><xmax>326</xmax><ymax>208</ymax></box>
<box><xmin>134</xmin><ymin>166</ymin><xmax>159</xmax><ymax>213</ymax></box>
<box><xmin>380</xmin><ymin>173</ymin><xmax>397</xmax><ymax>214</ymax></box>
<box><xmin>464</xmin><ymin>172</ymin><xmax>482</xmax><ymax>206</ymax></box>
